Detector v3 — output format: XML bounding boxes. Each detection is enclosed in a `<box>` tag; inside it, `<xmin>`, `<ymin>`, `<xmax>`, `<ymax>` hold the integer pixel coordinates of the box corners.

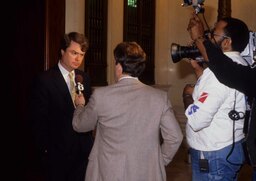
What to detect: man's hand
<box><xmin>75</xmin><ymin>93</ymin><xmax>86</xmax><ymax>107</ymax></box>
<box><xmin>187</xmin><ymin>14</ymin><xmax>205</xmax><ymax>41</ymax></box>
<box><xmin>182</xmin><ymin>84</ymin><xmax>195</xmax><ymax>110</ymax></box>
<box><xmin>187</xmin><ymin>13</ymin><xmax>210</xmax><ymax>62</ymax></box>
<box><xmin>183</xmin><ymin>84</ymin><xmax>195</xmax><ymax>96</ymax></box>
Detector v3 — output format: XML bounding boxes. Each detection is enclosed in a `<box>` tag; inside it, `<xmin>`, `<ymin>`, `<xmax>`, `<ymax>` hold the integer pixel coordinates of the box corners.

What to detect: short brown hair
<box><xmin>59</xmin><ymin>32</ymin><xmax>89</xmax><ymax>58</ymax></box>
<box><xmin>114</xmin><ymin>42</ymin><xmax>146</xmax><ymax>77</ymax></box>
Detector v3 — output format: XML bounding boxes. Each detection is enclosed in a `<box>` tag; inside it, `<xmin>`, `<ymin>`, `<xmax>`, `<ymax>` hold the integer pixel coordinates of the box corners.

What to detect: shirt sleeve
<box><xmin>72</xmin><ymin>91</ymin><xmax>98</xmax><ymax>132</ymax></box>
<box><xmin>160</xmin><ymin>93</ymin><xmax>183</xmax><ymax>165</ymax></box>
<box><xmin>185</xmin><ymin>71</ymin><xmax>229</xmax><ymax>131</ymax></box>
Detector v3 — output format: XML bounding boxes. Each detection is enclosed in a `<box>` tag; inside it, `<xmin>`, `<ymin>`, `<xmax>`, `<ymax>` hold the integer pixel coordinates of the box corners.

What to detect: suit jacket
<box><xmin>73</xmin><ymin>78</ymin><xmax>183</xmax><ymax>181</ymax></box>
<box><xmin>30</xmin><ymin>64</ymin><xmax>93</xmax><ymax>179</ymax></box>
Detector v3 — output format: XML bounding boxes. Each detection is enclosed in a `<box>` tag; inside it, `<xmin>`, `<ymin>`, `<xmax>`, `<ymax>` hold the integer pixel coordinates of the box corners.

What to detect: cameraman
<box><xmin>184</xmin><ymin>15</ymin><xmax>250</xmax><ymax>180</ymax></box>
<box><xmin>188</xmin><ymin>14</ymin><xmax>256</xmax><ymax>181</ymax></box>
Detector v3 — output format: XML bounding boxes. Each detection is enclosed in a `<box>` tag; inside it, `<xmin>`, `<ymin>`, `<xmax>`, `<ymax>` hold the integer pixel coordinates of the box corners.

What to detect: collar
<box><xmin>58</xmin><ymin>61</ymin><xmax>75</xmax><ymax>81</ymax></box>
<box><xmin>118</xmin><ymin>75</ymin><xmax>138</xmax><ymax>81</ymax></box>
<box><xmin>223</xmin><ymin>51</ymin><xmax>240</xmax><ymax>57</ymax></box>
<box><xmin>58</xmin><ymin>61</ymin><xmax>70</xmax><ymax>76</ymax></box>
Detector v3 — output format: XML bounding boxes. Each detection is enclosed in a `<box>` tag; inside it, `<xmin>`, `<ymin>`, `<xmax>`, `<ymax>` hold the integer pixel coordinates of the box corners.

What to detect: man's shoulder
<box><xmin>39</xmin><ymin>66</ymin><xmax>60</xmax><ymax>78</ymax></box>
<box><xmin>141</xmin><ymin>85</ymin><xmax>169</xmax><ymax>99</ymax></box>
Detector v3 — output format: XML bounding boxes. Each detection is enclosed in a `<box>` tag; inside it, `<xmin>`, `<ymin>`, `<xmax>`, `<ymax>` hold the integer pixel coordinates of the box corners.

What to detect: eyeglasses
<box><xmin>209</xmin><ymin>29</ymin><xmax>230</xmax><ymax>39</ymax></box>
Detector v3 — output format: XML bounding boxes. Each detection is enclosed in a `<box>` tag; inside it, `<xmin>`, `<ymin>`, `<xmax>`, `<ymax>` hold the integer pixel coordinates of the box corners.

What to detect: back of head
<box><xmin>114</xmin><ymin>42</ymin><xmax>146</xmax><ymax>77</ymax></box>
<box><xmin>59</xmin><ymin>32</ymin><xmax>89</xmax><ymax>58</ymax></box>
<box><xmin>221</xmin><ymin>17</ymin><xmax>249</xmax><ymax>52</ymax></box>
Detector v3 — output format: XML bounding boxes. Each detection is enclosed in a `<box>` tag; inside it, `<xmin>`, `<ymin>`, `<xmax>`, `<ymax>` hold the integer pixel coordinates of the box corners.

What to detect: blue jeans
<box><xmin>190</xmin><ymin>140</ymin><xmax>244</xmax><ymax>181</ymax></box>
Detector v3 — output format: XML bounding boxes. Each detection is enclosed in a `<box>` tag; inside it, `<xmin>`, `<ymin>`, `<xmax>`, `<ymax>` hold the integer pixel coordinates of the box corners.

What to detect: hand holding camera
<box><xmin>187</xmin><ymin>14</ymin><xmax>205</xmax><ymax>42</ymax></box>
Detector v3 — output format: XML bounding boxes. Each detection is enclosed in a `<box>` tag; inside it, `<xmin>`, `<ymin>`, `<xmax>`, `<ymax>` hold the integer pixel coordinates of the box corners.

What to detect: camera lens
<box><xmin>170</xmin><ymin>43</ymin><xmax>202</xmax><ymax>63</ymax></box>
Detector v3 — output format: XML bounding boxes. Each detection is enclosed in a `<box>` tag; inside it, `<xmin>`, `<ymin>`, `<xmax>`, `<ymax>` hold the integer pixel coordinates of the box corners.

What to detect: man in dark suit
<box><xmin>29</xmin><ymin>32</ymin><xmax>94</xmax><ymax>181</ymax></box>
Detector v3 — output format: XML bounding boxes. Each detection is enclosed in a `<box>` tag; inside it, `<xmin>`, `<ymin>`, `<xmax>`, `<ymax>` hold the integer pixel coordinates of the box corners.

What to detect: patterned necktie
<box><xmin>69</xmin><ymin>71</ymin><xmax>76</xmax><ymax>103</ymax></box>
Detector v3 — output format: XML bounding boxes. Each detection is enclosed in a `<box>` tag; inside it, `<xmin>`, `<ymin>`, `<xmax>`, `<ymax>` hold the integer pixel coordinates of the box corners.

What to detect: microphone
<box><xmin>75</xmin><ymin>74</ymin><xmax>84</xmax><ymax>94</ymax></box>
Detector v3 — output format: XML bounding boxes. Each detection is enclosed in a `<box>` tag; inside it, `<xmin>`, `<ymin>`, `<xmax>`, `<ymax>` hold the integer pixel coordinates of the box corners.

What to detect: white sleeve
<box><xmin>185</xmin><ymin>73</ymin><xmax>229</xmax><ymax>131</ymax></box>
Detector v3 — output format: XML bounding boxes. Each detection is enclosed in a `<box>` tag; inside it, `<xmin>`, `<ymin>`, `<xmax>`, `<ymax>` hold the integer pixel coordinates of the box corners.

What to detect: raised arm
<box><xmin>204</xmin><ymin>40</ymin><xmax>256</xmax><ymax>97</ymax></box>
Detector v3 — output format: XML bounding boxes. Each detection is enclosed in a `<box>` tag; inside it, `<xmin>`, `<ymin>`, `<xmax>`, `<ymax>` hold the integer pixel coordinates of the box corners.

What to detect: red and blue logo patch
<box><xmin>187</xmin><ymin>92</ymin><xmax>208</xmax><ymax>115</ymax></box>
<box><xmin>198</xmin><ymin>92</ymin><xmax>208</xmax><ymax>103</ymax></box>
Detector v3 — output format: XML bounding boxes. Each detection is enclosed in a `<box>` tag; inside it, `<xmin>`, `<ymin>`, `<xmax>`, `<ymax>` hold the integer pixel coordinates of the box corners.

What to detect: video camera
<box><xmin>170</xmin><ymin>31</ymin><xmax>256</xmax><ymax>65</ymax></box>
<box><xmin>170</xmin><ymin>0</ymin><xmax>206</xmax><ymax>63</ymax></box>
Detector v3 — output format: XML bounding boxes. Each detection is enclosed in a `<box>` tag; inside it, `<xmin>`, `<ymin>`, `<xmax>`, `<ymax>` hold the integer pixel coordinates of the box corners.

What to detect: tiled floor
<box><xmin>166</xmin><ymin>142</ymin><xmax>253</xmax><ymax>181</ymax></box>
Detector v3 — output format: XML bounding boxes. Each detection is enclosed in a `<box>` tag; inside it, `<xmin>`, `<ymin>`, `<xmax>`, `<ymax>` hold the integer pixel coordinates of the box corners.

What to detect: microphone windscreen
<box><xmin>75</xmin><ymin>74</ymin><xmax>83</xmax><ymax>83</ymax></box>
